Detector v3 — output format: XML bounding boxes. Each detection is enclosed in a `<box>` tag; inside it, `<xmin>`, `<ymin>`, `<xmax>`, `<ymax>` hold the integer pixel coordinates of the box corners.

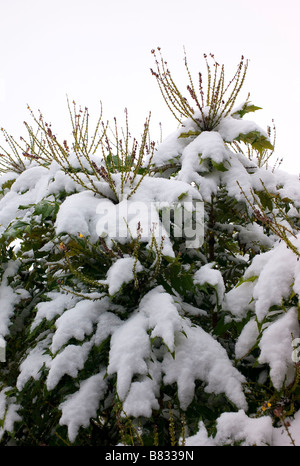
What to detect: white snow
<box><xmin>55</xmin><ymin>190</ymin><xmax>105</xmax><ymax>241</ymax></box>
<box><xmin>106</xmin><ymin>256</ymin><xmax>143</xmax><ymax>295</ymax></box>
<box><xmin>122</xmin><ymin>360</ymin><xmax>161</xmax><ymax>418</ymax></box>
<box><xmin>16</xmin><ymin>335</ymin><xmax>52</xmax><ymax>390</ymax></box>
<box><xmin>59</xmin><ymin>370</ymin><xmax>108</xmax><ymax>443</ymax></box>
<box><xmin>0</xmin><ymin>387</ymin><xmax>21</xmax><ymax>440</ymax></box>
<box><xmin>213</xmin><ymin>409</ymin><xmax>273</xmax><ymax>446</ymax></box>
<box><xmin>258</xmin><ymin>307</ymin><xmax>299</xmax><ymax>389</ymax></box>
<box><xmin>139</xmin><ymin>285</ymin><xmax>183</xmax><ymax>353</ymax></box>
<box><xmin>46</xmin><ymin>340</ymin><xmax>93</xmax><ymax>390</ymax></box>
<box><xmin>253</xmin><ymin>244</ymin><xmax>297</xmax><ymax>322</ymax></box>
<box><xmin>162</xmin><ymin>323</ymin><xmax>247</xmax><ymax>411</ymax></box>
<box><xmin>224</xmin><ymin>280</ymin><xmax>256</xmax><ymax>319</ymax></box>
<box><xmin>216</xmin><ymin>115</ymin><xmax>268</xmax><ymax>142</ymax></box>
<box><xmin>235</xmin><ymin>318</ymin><xmax>259</xmax><ymax>360</ymax></box>
<box><xmin>0</xmin><ymin>260</ymin><xmax>24</xmax><ymax>337</ymax></box>
<box><xmin>178</xmin><ymin>131</ymin><xmax>229</xmax><ymax>183</ymax></box>
<box><xmin>194</xmin><ymin>262</ymin><xmax>225</xmax><ymax>303</ymax></box>
<box><xmin>32</xmin><ymin>291</ymin><xmax>78</xmax><ymax>329</ymax></box>
<box><xmin>107</xmin><ymin>312</ymin><xmax>150</xmax><ymax>400</ymax></box>
<box><xmin>51</xmin><ymin>299</ymin><xmax>102</xmax><ymax>353</ymax></box>
<box><xmin>185</xmin><ymin>408</ymin><xmax>300</xmax><ymax>446</ymax></box>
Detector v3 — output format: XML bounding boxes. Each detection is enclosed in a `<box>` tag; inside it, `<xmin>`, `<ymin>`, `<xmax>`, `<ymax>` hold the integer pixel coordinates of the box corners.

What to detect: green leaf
<box><xmin>257</xmin><ymin>191</ymin><xmax>273</xmax><ymax>211</ymax></box>
<box><xmin>232</xmin><ymin>102</ymin><xmax>262</xmax><ymax>118</ymax></box>
<box><xmin>33</xmin><ymin>200</ymin><xmax>57</xmax><ymax>220</ymax></box>
<box><xmin>211</xmin><ymin>160</ymin><xmax>228</xmax><ymax>172</ymax></box>
<box><xmin>1</xmin><ymin>178</ymin><xmax>16</xmax><ymax>191</ymax></box>
<box><xmin>18</xmin><ymin>203</ymin><xmax>34</xmax><ymax>210</ymax></box>
<box><xmin>235</xmin><ymin>131</ymin><xmax>274</xmax><ymax>155</ymax></box>
<box><xmin>106</xmin><ymin>154</ymin><xmax>132</xmax><ymax>172</ymax></box>
<box><xmin>178</xmin><ymin>191</ymin><xmax>188</xmax><ymax>200</ymax></box>
<box><xmin>236</xmin><ymin>275</ymin><xmax>258</xmax><ymax>287</ymax></box>
<box><xmin>3</xmin><ymin>220</ymin><xmax>30</xmax><ymax>239</ymax></box>
<box><xmin>213</xmin><ymin>315</ymin><xmax>233</xmax><ymax>336</ymax></box>
<box><xmin>178</xmin><ymin>130</ymin><xmax>201</xmax><ymax>139</ymax></box>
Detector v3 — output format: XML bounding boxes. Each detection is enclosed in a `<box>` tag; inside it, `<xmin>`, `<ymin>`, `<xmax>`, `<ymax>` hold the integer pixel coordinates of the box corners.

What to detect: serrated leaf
<box><xmin>178</xmin><ymin>191</ymin><xmax>188</xmax><ymax>200</ymax></box>
<box><xmin>232</xmin><ymin>102</ymin><xmax>262</xmax><ymax>118</ymax></box>
<box><xmin>1</xmin><ymin>178</ymin><xmax>16</xmax><ymax>191</ymax></box>
<box><xmin>211</xmin><ymin>160</ymin><xmax>228</xmax><ymax>172</ymax></box>
<box><xmin>257</xmin><ymin>191</ymin><xmax>273</xmax><ymax>211</ymax></box>
<box><xmin>236</xmin><ymin>275</ymin><xmax>258</xmax><ymax>287</ymax></box>
<box><xmin>178</xmin><ymin>130</ymin><xmax>201</xmax><ymax>139</ymax></box>
<box><xmin>236</xmin><ymin>131</ymin><xmax>274</xmax><ymax>155</ymax></box>
<box><xmin>33</xmin><ymin>200</ymin><xmax>57</xmax><ymax>220</ymax></box>
<box><xmin>18</xmin><ymin>203</ymin><xmax>34</xmax><ymax>210</ymax></box>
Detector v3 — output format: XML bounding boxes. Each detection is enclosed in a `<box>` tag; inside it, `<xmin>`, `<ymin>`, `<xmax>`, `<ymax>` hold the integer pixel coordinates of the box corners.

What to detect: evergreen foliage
<box><xmin>0</xmin><ymin>49</ymin><xmax>300</xmax><ymax>446</ymax></box>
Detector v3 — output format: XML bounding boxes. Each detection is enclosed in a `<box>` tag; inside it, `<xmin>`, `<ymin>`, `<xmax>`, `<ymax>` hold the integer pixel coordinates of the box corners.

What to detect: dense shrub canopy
<box><xmin>0</xmin><ymin>50</ymin><xmax>300</xmax><ymax>446</ymax></box>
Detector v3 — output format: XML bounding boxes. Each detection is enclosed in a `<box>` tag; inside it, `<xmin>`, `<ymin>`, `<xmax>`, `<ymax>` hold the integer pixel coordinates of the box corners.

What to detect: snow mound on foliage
<box><xmin>235</xmin><ymin>318</ymin><xmax>259</xmax><ymax>360</ymax></box>
<box><xmin>107</xmin><ymin>286</ymin><xmax>247</xmax><ymax>415</ymax></box>
<box><xmin>162</xmin><ymin>324</ymin><xmax>247</xmax><ymax>411</ymax></box>
<box><xmin>185</xmin><ymin>409</ymin><xmax>300</xmax><ymax>446</ymax></box>
<box><xmin>0</xmin><ymin>260</ymin><xmax>25</xmax><ymax>338</ymax></box>
<box><xmin>59</xmin><ymin>370</ymin><xmax>107</xmax><ymax>443</ymax></box>
<box><xmin>186</xmin><ymin>409</ymin><xmax>272</xmax><ymax>446</ymax></box>
<box><xmin>259</xmin><ymin>307</ymin><xmax>299</xmax><ymax>389</ymax></box>
<box><xmin>0</xmin><ymin>387</ymin><xmax>22</xmax><ymax>441</ymax></box>
<box><xmin>225</xmin><ymin>235</ymin><xmax>300</xmax><ymax>321</ymax></box>
<box><xmin>17</xmin><ymin>335</ymin><xmax>52</xmax><ymax>390</ymax></box>
<box><xmin>194</xmin><ymin>262</ymin><xmax>225</xmax><ymax>302</ymax></box>
<box><xmin>106</xmin><ymin>256</ymin><xmax>143</xmax><ymax>295</ymax></box>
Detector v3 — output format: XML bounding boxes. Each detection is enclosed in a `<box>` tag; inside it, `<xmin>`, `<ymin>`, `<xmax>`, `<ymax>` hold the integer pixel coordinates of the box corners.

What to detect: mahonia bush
<box><xmin>0</xmin><ymin>49</ymin><xmax>300</xmax><ymax>446</ymax></box>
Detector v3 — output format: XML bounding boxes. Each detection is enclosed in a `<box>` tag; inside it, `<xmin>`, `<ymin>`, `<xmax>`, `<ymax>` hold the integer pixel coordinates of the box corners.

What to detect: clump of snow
<box><xmin>59</xmin><ymin>370</ymin><xmax>108</xmax><ymax>443</ymax></box>
<box><xmin>51</xmin><ymin>299</ymin><xmax>102</xmax><ymax>353</ymax></box>
<box><xmin>184</xmin><ymin>421</ymin><xmax>216</xmax><ymax>446</ymax></box>
<box><xmin>122</xmin><ymin>360</ymin><xmax>161</xmax><ymax>418</ymax></box>
<box><xmin>258</xmin><ymin>307</ymin><xmax>299</xmax><ymax>389</ymax></box>
<box><xmin>185</xmin><ymin>408</ymin><xmax>300</xmax><ymax>446</ymax></box>
<box><xmin>223</xmin><ymin>280</ymin><xmax>256</xmax><ymax>319</ymax></box>
<box><xmin>225</xmin><ymin>234</ymin><xmax>300</xmax><ymax>322</ymax></box>
<box><xmin>235</xmin><ymin>222</ymin><xmax>274</xmax><ymax>251</ymax></box>
<box><xmin>55</xmin><ymin>190</ymin><xmax>105</xmax><ymax>241</ymax></box>
<box><xmin>253</xmin><ymin>242</ymin><xmax>297</xmax><ymax>322</ymax></box>
<box><xmin>106</xmin><ymin>256</ymin><xmax>143</xmax><ymax>296</ymax></box>
<box><xmin>139</xmin><ymin>285</ymin><xmax>183</xmax><ymax>353</ymax></box>
<box><xmin>185</xmin><ymin>409</ymin><xmax>273</xmax><ymax>446</ymax></box>
<box><xmin>162</xmin><ymin>324</ymin><xmax>247</xmax><ymax>411</ymax></box>
<box><xmin>178</xmin><ymin>131</ymin><xmax>229</xmax><ymax>183</ymax></box>
<box><xmin>46</xmin><ymin>340</ymin><xmax>93</xmax><ymax>390</ymax></box>
<box><xmin>94</xmin><ymin>309</ymin><xmax>122</xmax><ymax>346</ymax></box>
<box><xmin>16</xmin><ymin>335</ymin><xmax>52</xmax><ymax>390</ymax></box>
<box><xmin>214</xmin><ymin>409</ymin><xmax>273</xmax><ymax>446</ymax></box>
<box><xmin>216</xmin><ymin>116</ymin><xmax>268</xmax><ymax>142</ymax></box>
<box><xmin>194</xmin><ymin>262</ymin><xmax>225</xmax><ymax>303</ymax></box>
<box><xmin>235</xmin><ymin>318</ymin><xmax>259</xmax><ymax>360</ymax></box>
<box><xmin>107</xmin><ymin>312</ymin><xmax>150</xmax><ymax>400</ymax></box>
<box><xmin>0</xmin><ymin>387</ymin><xmax>21</xmax><ymax>440</ymax></box>
<box><xmin>151</xmin><ymin>118</ymin><xmax>198</xmax><ymax>167</ymax></box>
<box><xmin>32</xmin><ymin>291</ymin><xmax>78</xmax><ymax>329</ymax></box>
<box><xmin>0</xmin><ymin>260</ymin><xmax>25</xmax><ymax>337</ymax></box>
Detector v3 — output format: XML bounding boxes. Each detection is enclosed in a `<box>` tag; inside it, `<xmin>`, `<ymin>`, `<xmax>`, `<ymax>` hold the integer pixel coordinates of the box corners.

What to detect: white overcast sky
<box><xmin>0</xmin><ymin>0</ymin><xmax>299</xmax><ymax>174</ymax></box>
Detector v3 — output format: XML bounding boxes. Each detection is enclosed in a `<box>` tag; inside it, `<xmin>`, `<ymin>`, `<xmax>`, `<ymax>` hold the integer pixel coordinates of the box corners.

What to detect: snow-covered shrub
<box><xmin>0</xmin><ymin>50</ymin><xmax>299</xmax><ymax>446</ymax></box>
